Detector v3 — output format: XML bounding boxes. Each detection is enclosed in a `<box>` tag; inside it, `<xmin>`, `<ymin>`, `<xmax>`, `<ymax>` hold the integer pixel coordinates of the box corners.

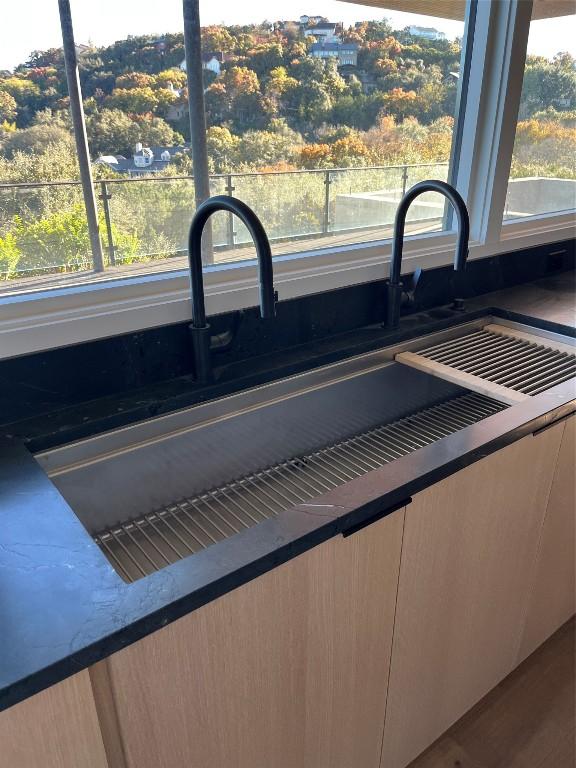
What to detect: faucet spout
<box><xmin>187</xmin><ymin>195</ymin><xmax>276</xmax><ymax>383</ymax></box>
<box><xmin>387</xmin><ymin>180</ymin><xmax>470</xmax><ymax>328</ymax></box>
<box><xmin>188</xmin><ymin>195</ymin><xmax>276</xmax><ymax>328</ymax></box>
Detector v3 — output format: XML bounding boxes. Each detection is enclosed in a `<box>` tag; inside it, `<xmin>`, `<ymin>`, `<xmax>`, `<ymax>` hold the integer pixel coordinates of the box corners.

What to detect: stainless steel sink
<box><xmin>36</xmin><ymin>315</ymin><xmax>574</xmax><ymax>582</ymax></box>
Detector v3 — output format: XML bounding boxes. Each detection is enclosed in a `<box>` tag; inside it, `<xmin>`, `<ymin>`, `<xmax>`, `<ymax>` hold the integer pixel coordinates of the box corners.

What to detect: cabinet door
<box><xmin>0</xmin><ymin>671</ymin><xmax>108</xmax><ymax>768</ymax></box>
<box><xmin>106</xmin><ymin>508</ymin><xmax>405</xmax><ymax>768</ymax></box>
<box><xmin>381</xmin><ymin>425</ymin><xmax>564</xmax><ymax>768</ymax></box>
<box><xmin>518</xmin><ymin>416</ymin><xmax>576</xmax><ymax>663</ymax></box>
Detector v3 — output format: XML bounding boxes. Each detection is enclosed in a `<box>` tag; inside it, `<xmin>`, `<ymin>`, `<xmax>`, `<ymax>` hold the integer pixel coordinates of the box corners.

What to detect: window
<box><xmin>0</xmin><ymin>1</ymin><xmax>573</xmax><ymax>357</ymax></box>
<box><xmin>0</xmin><ymin>0</ymin><xmax>467</xmax><ymax>294</ymax></box>
<box><xmin>505</xmin><ymin>5</ymin><xmax>576</xmax><ymax>220</ymax></box>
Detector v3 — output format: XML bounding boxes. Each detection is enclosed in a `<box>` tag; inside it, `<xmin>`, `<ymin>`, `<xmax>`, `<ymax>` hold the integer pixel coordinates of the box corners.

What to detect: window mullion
<box><xmin>453</xmin><ymin>0</ymin><xmax>533</xmax><ymax>246</ymax></box>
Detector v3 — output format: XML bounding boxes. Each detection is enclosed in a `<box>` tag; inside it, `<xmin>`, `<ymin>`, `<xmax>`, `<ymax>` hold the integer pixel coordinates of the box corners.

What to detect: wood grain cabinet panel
<box><xmin>106</xmin><ymin>508</ymin><xmax>405</xmax><ymax>768</ymax></box>
<box><xmin>380</xmin><ymin>425</ymin><xmax>564</xmax><ymax>768</ymax></box>
<box><xmin>518</xmin><ymin>416</ymin><xmax>576</xmax><ymax>663</ymax></box>
<box><xmin>0</xmin><ymin>671</ymin><xmax>108</xmax><ymax>768</ymax></box>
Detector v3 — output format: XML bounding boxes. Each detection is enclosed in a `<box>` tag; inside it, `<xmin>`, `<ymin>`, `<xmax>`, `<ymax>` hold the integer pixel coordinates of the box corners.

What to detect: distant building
<box><xmin>95</xmin><ymin>143</ymin><xmax>187</xmax><ymax>176</ymax></box>
<box><xmin>310</xmin><ymin>42</ymin><xmax>358</xmax><ymax>67</ymax></box>
<box><xmin>407</xmin><ymin>26</ymin><xmax>446</xmax><ymax>41</ymax></box>
<box><xmin>180</xmin><ymin>52</ymin><xmax>223</xmax><ymax>76</ymax></box>
<box><xmin>304</xmin><ymin>23</ymin><xmax>340</xmax><ymax>44</ymax></box>
<box><xmin>166</xmin><ymin>101</ymin><xmax>188</xmax><ymax>121</ymax></box>
<box><xmin>74</xmin><ymin>42</ymin><xmax>92</xmax><ymax>57</ymax></box>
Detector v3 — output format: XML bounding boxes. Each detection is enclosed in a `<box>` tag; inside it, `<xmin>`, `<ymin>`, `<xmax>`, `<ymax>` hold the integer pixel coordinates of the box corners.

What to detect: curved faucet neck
<box><xmin>188</xmin><ymin>195</ymin><xmax>275</xmax><ymax>328</ymax></box>
<box><xmin>389</xmin><ymin>180</ymin><xmax>470</xmax><ymax>286</ymax></box>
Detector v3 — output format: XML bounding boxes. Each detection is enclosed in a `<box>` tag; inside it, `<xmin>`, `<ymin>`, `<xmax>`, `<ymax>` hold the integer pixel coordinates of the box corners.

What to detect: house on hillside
<box><xmin>304</xmin><ymin>23</ymin><xmax>340</xmax><ymax>44</ymax></box>
<box><xmin>310</xmin><ymin>42</ymin><xmax>358</xmax><ymax>67</ymax></box>
<box><xmin>94</xmin><ymin>143</ymin><xmax>187</xmax><ymax>176</ymax></box>
<box><xmin>407</xmin><ymin>26</ymin><xmax>446</xmax><ymax>41</ymax></box>
<box><xmin>166</xmin><ymin>101</ymin><xmax>188</xmax><ymax>121</ymax></box>
<box><xmin>180</xmin><ymin>52</ymin><xmax>224</xmax><ymax>76</ymax></box>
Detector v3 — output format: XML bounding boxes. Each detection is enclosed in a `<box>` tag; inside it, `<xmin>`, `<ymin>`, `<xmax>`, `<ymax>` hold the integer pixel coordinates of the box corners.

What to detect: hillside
<box><xmin>0</xmin><ymin>17</ymin><xmax>572</xmax><ymax>181</ymax></box>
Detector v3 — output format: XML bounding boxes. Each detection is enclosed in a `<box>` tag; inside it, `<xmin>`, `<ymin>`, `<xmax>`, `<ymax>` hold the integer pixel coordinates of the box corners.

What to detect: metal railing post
<box><xmin>98</xmin><ymin>181</ymin><xmax>116</xmax><ymax>266</ymax></box>
<box><xmin>225</xmin><ymin>173</ymin><xmax>236</xmax><ymax>247</ymax></box>
<box><xmin>323</xmin><ymin>170</ymin><xmax>332</xmax><ymax>234</ymax></box>
<box><xmin>401</xmin><ymin>165</ymin><xmax>409</xmax><ymax>197</ymax></box>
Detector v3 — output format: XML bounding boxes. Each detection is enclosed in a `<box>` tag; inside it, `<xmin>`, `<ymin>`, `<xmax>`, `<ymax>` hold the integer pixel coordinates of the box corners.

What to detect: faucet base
<box><xmin>189</xmin><ymin>324</ymin><xmax>213</xmax><ymax>385</ymax></box>
<box><xmin>385</xmin><ymin>281</ymin><xmax>404</xmax><ymax>329</ymax></box>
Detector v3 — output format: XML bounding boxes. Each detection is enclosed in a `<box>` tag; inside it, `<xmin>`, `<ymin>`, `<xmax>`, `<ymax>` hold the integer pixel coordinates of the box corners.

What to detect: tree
<box><xmin>86</xmin><ymin>109</ymin><xmax>183</xmax><ymax>156</ymax></box>
<box><xmin>266</xmin><ymin>66</ymin><xmax>298</xmax><ymax>98</ymax></box>
<box><xmin>8</xmin><ymin>204</ymin><xmax>139</xmax><ymax>271</ymax></box>
<box><xmin>201</xmin><ymin>25</ymin><xmax>235</xmax><ymax>54</ymax></box>
<box><xmin>380</xmin><ymin>88</ymin><xmax>418</xmax><ymax>120</ymax></box>
<box><xmin>358</xmin><ymin>20</ymin><xmax>394</xmax><ymax>42</ymax></box>
<box><xmin>26</xmin><ymin>48</ymin><xmax>63</xmax><ymax>69</ymax></box>
<box><xmin>206</xmin><ymin>125</ymin><xmax>240</xmax><ymax>171</ymax></box>
<box><xmin>204</xmin><ymin>83</ymin><xmax>228</xmax><ymax>125</ymax></box>
<box><xmin>0</xmin><ymin>138</ymin><xmax>79</xmax><ymax>182</ymax></box>
<box><xmin>154</xmin><ymin>87</ymin><xmax>179</xmax><ymax>116</ymax></box>
<box><xmin>248</xmin><ymin>44</ymin><xmax>285</xmax><ymax>77</ymax></box>
<box><xmin>155</xmin><ymin>68</ymin><xmax>188</xmax><ymax>89</ymax></box>
<box><xmin>519</xmin><ymin>59</ymin><xmax>576</xmax><ymax>119</ymax></box>
<box><xmin>293</xmin><ymin>80</ymin><xmax>332</xmax><ymax>129</ymax></box>
<box><xmin>330</xmin><ymin>134</ymin><xmax>372</xmax><ymax>166</ymax></box>
<box><xmin>0</xmin><ymin>76</ymin><xmax>43</xmax><ymax>125</ymax></box>
<box><xmin>105</xmin><ymin>86</ymin><xmax>160</xmax><ymax>114</ymax></box>
<box><xmin>0</xmin><ymin>122</ymin><xmax>73</xmax><ymax>158</ymax></box>
<box><xmin>298</xmin><ymin>142</ymin><xmax>331</xmax><ymax>168</ymax></box>
<box><xmin>0</xmin><ymin>91</ymin><xmax>17</xmax><ymax>123</ymax></box>
<box><xmin>237</xmin><ymin>126</ymin><xmax>303</xmax><ymax>167</ymax></box>
<box><xmin>223</xmin><ymin>66</ymin><xmax>261</xmax><ymax>97</ymax></box>
<box><xmin>115</xmin><ymin>72</ymin><xmax>156</xmax><ymax>90</ymax></box>
<box><xmin>322</xmin><ymin>59</ymin><xmax>347</xmax><ymax>99</ymax></box>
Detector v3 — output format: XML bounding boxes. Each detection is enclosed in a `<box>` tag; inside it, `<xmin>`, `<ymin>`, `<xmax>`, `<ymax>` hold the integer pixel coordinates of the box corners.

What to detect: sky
<box><xmin>0</xmin><ymin>0</ymin><xmax>574</xmax><ymax>71</ymax></box>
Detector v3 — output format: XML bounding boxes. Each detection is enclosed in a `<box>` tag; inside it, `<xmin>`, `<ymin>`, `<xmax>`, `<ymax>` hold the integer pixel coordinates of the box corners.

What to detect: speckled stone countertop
<box><xmin>0</xmin><ymin>275</ymin><xmax>574</xmax><ymax>713</ymax></box>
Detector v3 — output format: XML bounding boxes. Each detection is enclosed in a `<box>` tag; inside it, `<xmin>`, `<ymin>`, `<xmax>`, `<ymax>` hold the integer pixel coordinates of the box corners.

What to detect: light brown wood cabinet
<box><xmin>3</xmin><ymin>419</ymin><xmax>573</xmax><ymax>768</ymax></box>
<box><xmin>0</xmin><ymin>671</ymin><xmax>108</xmax><ymax>768</ymax></box>
<box><xmin>380</xmin><ymin>423</ymin><xmax>565</xmax><ymax>768</ymax></box>
<box><xmin>104</xmin><ymin>508</ymin><xmax>405</xmax><ymax>768</ymax></box>
<box><xmin>518</xmin><ymin>416</ymin><xmax>576</xmax><ymax>663</ymax></box>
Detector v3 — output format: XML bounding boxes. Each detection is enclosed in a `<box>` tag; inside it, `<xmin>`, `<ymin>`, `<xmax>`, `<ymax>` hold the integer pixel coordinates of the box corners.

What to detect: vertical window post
<box><xmin>58</xmin><ymin>0</ymin><xmax>104</xmax><ymax>273</ymax></box>
<box><xmin>183</xmin><ymin>0</ymin><xmax>214</xmax><ymax>264</ymax></box>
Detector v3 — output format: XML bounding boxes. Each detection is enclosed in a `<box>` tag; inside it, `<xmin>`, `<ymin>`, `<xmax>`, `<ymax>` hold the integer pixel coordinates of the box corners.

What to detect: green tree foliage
<box><xmin>155</xmin><ymin>68</ymin><xmax>188</xmax><ymax>89</ymax></box>
<box><xmin>0</xmin><ymin>90</ymin><xmax>17</xmax><ymax>123</ymax></box>
<box><xmin>1</xmin><ymin>206</ymin><xmax>140</xmax><ymax>274</ymax></box>
<box><xmin>0</xmin><ymin>121</ymin><xmax>73</xmax><ymax>158</ymax></box>
<box><xmin>105</xmin><ymin>86</ymin><xmax>160</xmax><ymax>113</ymax></box>
<box><xmin>519</xmin><ymin>55</ymin><xmax>576</xmax><ymax>119</ymax></box>
<box><xmin>0</xmin><ymin>138</ymin><xmax>79</xmax><ymax>182</ymax></box>
<box><xmin>86</xmin><ymin>109</ymin><xmax>183</xmax><ymax>156</ymax></box>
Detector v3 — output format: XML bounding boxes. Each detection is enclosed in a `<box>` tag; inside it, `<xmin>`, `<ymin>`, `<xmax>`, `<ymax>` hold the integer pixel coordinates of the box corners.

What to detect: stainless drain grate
<box><xmin>95</xmin><ymin>392</ymin><xmax>506</xmax><ymax>582</ymax></box>
<box><xmin>415</xmin><ymin>327</ymin><xmax>576</xmax><ymax>395</ymax></box>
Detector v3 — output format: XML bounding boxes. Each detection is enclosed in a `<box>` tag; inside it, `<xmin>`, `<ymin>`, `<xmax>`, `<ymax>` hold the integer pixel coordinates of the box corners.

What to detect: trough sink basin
<box><xmin>36</xmin><ymin>315</ymin><xmax>574</xmax><ymax>582</ymax></box>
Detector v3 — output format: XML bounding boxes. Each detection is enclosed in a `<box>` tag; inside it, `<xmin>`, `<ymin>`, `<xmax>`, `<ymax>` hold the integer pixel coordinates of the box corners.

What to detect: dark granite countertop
<box><xmin>1</xmin><ymin>276</ymin><xmax>575</xmax><ymax>713</ymax></box>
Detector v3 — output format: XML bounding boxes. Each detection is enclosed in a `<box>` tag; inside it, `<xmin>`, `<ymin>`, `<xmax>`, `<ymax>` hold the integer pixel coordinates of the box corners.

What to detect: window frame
<box><xmin>1</xmin><ymin>0</ymin><xmax>574</xmax><ymax>360</ymax></box>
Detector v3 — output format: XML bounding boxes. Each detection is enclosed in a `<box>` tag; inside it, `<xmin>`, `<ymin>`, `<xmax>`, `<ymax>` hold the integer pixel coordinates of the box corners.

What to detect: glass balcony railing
<box><xmin>0</xmin><ymin>162</ymin><xmax>450</xmax><ymax>291</ymax></box>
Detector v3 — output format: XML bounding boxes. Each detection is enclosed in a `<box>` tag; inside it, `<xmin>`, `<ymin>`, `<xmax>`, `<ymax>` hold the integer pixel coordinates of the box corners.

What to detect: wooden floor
<box><xmin>408</xmin><ymin>617</ymin><xmax>575</xmax><ymax>768</ymax></box>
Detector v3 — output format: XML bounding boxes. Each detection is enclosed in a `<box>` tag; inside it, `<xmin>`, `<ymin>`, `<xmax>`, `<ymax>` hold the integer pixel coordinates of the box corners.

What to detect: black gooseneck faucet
<box><xmin>387</xmin><ymin>180</ymin><xmax>470</xmax><ymax>328</ymax></box>
<box><xmin>188</xmin><ymin>195</ymin><xmax>276</xmax><ymax>384</ymax></box>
